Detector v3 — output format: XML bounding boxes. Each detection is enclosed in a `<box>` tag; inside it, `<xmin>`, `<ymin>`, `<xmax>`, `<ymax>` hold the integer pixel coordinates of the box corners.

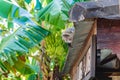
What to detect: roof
<box><xmin>62</xmin><ymin>21</ymin><xmax>93</xmax><ymax>74</ymax></box>
<box><xmin>69</xmin><ymin>0</ymin><xmax>120</xmax><ymax>22</ymax></box>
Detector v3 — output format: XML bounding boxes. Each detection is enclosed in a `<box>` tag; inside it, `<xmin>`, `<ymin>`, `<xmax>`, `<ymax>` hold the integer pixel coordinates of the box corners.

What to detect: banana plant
<box><xmin>0</xmin><ymin>0</ymin><xmax>49</xmax><ymax>78</ymax></box>
<box><xmin>37</xmin><ymin>0</ymin><xmax>71</xmax><ymax>29</ymax></box>
<box><xmin>36</xmin><ymin>0</ymin><xmax>90</xmax><ymax>79</ymax></box>
<box><xmin>0</xmin><ymin>0</ymin><xmax>90</xmax><ymax>79</ymax></box>
<box><xmin>35</xmin><ymin>0</ymin><xmax>70</xmax><ymax>79</ymax></box>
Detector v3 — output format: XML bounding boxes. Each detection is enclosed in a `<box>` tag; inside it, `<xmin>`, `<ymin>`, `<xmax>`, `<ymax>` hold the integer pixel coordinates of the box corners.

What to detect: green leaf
<box><xmin>25</xmin><ymin>0</ymin><xmax>32</xmax><ymax>4</ymax></box>
<box><xmin>0</xmin><ymin>1</ymin><xmax>12</xmax><ymax>18</ymax></box>
<box><xmin>1</xmin><ymin>57</ymin><xmax>35</xmax><ymax>75</ymax></box>
<box><xmin>0</xmin><ymin>17</ymin><xmax>49</xmax><ymax>64</ymax></box>
<box><xmin>67</xmin><ymin>0</ymin><xmax>90</xmax><ymax>4</ymax></box>
<box><xmin>0</xmin><ymin>0</ymin><xmax>49</xmax><ymax>68</ymax></box>
<box><xmin>13</xmin><ymin>58</ymin><xmax>35</xmax><ymax>75</ymax></box>
<box><xmin>37</xmin><ymin>0</ymin><xmax>71</xmax><ymax>28</ymax></box>
<box><xmin>27</xmin><ymin>74</ymin><xmax>37</xmax><ymax>80</ymax></box>
<box><xmin>41</xmin><ymin>0</ymin><xmax>53</xmax><ymax>6</ymax></box>
<box><xmin>35</xmin><ymin>0</ymin><xmax>42</xmax><ymax>10</ymax></box>
<box><xmin>7</xmin><ymin>21</ymin><xmax>13</xmax><ymax>29</ymax></box>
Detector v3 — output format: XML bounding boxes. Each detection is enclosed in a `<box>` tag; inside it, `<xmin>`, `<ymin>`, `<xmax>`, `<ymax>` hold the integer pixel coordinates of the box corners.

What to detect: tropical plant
<box><xmin>36</xmin><ymin>0</ymin><xmax>71</xmax><ymax>79</ymax></box>
<box><xmin>0</xmin><ymin>0</ymin><xmax>49</xmax><ymax>79</ymax></box>
<box><xmin>0</xmin><ymin>0</ymin><xmax>90</xmax><ymax>79</ymax></box>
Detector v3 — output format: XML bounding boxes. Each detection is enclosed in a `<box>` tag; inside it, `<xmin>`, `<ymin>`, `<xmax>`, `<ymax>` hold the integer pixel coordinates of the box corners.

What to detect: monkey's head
<box><xmin>62</xmin><ymin>27</ymin><xmax>75</xmax><ymax>44</ymax></box>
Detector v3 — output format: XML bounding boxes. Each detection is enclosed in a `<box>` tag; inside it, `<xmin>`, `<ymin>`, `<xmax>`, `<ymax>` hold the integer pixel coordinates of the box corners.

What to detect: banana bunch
<box><xmin>44</xmin><ymin>30</ymin><xmax>68</xmax><ymax>70</ymax></box>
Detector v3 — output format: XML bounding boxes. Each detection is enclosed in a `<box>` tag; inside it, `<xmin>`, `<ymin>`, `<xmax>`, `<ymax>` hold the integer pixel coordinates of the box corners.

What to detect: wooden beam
<box><xmin>100</xmin><ymin>54</ymin><xmax>117</xmax><ymax>65</ymax></box>
<box><xmin>96</xmin><ymin>67</ymin><xmax>120</xmax><ymax>73</ymax></box>
<box><xmin>70</xmin><ymin>20</ymin><xmax>96</xmax><ymax>73</ymax></box>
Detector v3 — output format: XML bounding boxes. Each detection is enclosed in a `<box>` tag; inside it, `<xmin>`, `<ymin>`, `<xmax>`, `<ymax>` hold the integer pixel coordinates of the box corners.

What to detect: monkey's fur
<box><xmin>62</xmin><ymin>27</ymin><xmax>75</xmax><ymax>47</ymax></box>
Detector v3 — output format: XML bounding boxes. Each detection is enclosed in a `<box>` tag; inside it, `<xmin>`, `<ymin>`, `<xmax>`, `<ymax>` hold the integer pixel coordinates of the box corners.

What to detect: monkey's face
<box><xmin>62</xmin><ymin>27</ymin><xmax>75</xmax><ymax>43</ymax></box>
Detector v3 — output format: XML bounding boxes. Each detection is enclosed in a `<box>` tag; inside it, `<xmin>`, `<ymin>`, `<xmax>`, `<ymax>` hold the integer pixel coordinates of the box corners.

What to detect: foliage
<box><xmin>67</xmin><ymin>0</ymin><xmax>90</xmax><ymax>5</ymax></box>
<box><xmin>45</xmin><ymin>28</ymin><xmax>68</xmax><ymax>71</ymax></box>
<box><xmin>0</xmin><ymin>0</ymin><xmax>91</xmax><ymax>79</ymax></box>
<box><xmin>0</xmin><ymin>0</ymin><xmax>49</xmax><ymax>79</ymax></box>
<box><xmin>73</xmin><ymin>0</ymin><xmax>89</xmax><ymax>2</ymax></box>
<box><xmin>36</xmin><ymin>1</ymin><xmax>70</xmax><ymax>78</ymax></box>
<box><xmin>37</xmin><ymin>0</ymin><xmax>71</xmax><ymax>29</ymax></box>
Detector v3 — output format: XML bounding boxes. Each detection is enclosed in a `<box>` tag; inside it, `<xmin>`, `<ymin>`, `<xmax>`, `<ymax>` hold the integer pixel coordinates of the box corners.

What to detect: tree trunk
<box><xmin>53</xmin><ymin>65</ymin><xmax>63</xmax><ymax>80</ymax></box>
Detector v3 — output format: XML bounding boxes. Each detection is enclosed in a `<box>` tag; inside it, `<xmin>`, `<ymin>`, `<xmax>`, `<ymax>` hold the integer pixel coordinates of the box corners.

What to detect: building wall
<box><xmin>97</xmin><ymin>19</ymin><xmax>120</xmax><ymax>80</ymax></box>
<box><xmin>97</xmin><ymin>19</ymin><xmax>120</xmax><ymax>59</ymax></box>
<box><xmin>70</xmin><ymin>19</ymin><xmax>120</xmax><ymax>80</ymax></box>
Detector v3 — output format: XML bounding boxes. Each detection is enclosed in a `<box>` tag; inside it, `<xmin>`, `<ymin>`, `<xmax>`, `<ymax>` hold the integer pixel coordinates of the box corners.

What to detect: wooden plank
<box><xmin>63</xmin><ymin>21</ymin><xmax>94</xmax><ymax>75</ymax></box>
<box><xmin>83</xmin><ymin>35</ymin><xmax>96</xmax><ymax>80</ymax></box>
<box><xmin>90</xmin><ymin>35</ymin><xmax>96</xmax><ymax>79</ymax></box>
<box><xmin>70</xmin><ymin>20</ymin><xmax>97</xmax><ymax>80</ymax></box>
<box><xmin>71</xmin><ymin>20</ymin><xmax>96</xmax><ymax>72</ymax></box>
<box><xmin>100</xmin><ymin>54</ymin><xmax>117</xmax><ymax>65</ymax></box>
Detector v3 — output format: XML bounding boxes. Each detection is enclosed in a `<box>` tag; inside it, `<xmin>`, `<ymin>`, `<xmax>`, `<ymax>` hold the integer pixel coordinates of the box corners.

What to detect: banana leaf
<box><xmin>41</xmin><ymin>0</ymin><xmax>53</xmax><ymax>5</ymax></box>
<box><xmin>0</xmin><ymin>0</ymin><xmax>49</xmax><ymax>73</ymax></box>
<box><xmin>25</xmin><ymin>0</ymin><xmax>32</xmax><ymax>4</ymax></box>
<box><xmin>66</xmin><ymin>0</ymin><xmax>89</xmax><ymax>5</ymax></box>
<box><xmin>1</xmin><ymin>57</ymin><xmax>35</xmax><ymax>75</ymax></box>
<box><xmin>35</xmin><ymin>0</ymin><xmax>42</xmax><ymax>10</ymax></box>
<box><xmin>37</xmin><ymin>0</ymin><xmax>71</xmax><ymax>28</ymax></box>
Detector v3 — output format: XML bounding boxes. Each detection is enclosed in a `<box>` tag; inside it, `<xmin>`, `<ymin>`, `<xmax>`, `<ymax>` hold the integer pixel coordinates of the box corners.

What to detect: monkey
<box><xmin>62</xmin><ymin>27</ymin><xmax>75</xmax><ymax>47</ymax></box>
